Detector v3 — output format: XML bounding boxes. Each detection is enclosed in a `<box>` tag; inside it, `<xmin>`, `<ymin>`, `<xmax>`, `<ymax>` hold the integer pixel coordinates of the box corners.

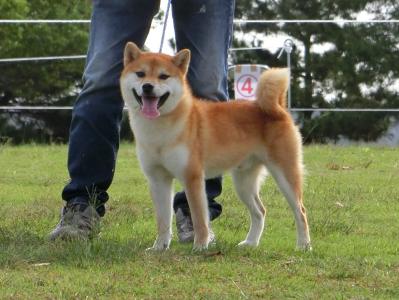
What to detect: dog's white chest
<box><xmin>136</xmin><ymin>141</ymin><xmax>189</xmax><ymax>181</ymax></box>
<box><xmin>161</xmin><ymin>145</ymin><xmax>189</xmax><ymax>179</ymax></box>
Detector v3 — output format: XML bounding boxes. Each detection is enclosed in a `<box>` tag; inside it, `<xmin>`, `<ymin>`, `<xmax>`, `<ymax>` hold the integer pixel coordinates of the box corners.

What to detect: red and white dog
<box><xmin>120</xmin><ymin>42</ymin><xmax>311</xmax><ymax>251</ymax></box>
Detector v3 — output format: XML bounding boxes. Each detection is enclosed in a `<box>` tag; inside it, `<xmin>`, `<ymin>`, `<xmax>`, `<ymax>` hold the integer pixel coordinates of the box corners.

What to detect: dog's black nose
<box><xmin>142</xmin><ymin>83</ymin><xmax>154</xmax><ymax>94</ymax></box>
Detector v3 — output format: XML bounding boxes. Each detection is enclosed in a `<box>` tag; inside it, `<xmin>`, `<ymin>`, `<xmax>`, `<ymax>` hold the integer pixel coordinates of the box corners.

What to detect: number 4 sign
<box><xmin>233</xmin><ymin>65</ymin><xmax>268</xmax><ymax>101</ymax></box>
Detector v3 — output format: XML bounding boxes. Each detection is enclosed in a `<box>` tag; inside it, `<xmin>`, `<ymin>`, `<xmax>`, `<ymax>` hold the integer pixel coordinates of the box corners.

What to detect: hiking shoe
<box><xmin>49</xmin><ymin>203</ymin><xmax>100</xmax><ymax>241</ymax></box>
<box><xmin>175</xmin><ymin>208</ymin><xmax>215</xmax><ymax>243</ymax></box>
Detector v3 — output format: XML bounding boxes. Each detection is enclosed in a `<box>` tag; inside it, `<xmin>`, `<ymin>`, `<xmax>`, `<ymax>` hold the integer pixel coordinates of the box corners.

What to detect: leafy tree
<box><xmin>2</xmin><ymin>1</ymin><xmax>399</xmax><ymax>143</ymax></box>
<box><xmin>0</xmin><ymin>0</ymin><xmax>91</xmax><ymax>143</ymax></box>
<box><xmin>0</xmin><ymin>1</ymin><xmax>165</xmax><ymax>143</ymax></box>
<box><xmin>234</xmin><ymin>0</ymin><xmax>399</xmax><ymax>142</ymax></box>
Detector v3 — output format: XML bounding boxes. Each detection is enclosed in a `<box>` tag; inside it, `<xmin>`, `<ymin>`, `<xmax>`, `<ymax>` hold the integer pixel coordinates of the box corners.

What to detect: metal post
<box><xmin>277</xmin><ymin>39</ymin><xmax>294</xmax><ymax>110</ymax></box>
<box><xmin>284</xmin><ymin>39</ymin><xmax>293</xmax><ymax>110</ymax></box>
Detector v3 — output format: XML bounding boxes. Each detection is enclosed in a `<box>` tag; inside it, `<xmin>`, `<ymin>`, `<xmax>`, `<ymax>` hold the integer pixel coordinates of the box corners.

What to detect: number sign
<box><xmin>233</xmin><ymin>65</ymin><xmax>267</xmax><ymax>101</ymax></box>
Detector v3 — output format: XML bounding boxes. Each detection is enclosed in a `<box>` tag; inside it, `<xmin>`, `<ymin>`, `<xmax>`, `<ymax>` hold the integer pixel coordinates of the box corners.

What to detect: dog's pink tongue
<box><xmin>141</xmin><ymin>97</ymin><xmax>160</xmax><ymax>119</ymax></box>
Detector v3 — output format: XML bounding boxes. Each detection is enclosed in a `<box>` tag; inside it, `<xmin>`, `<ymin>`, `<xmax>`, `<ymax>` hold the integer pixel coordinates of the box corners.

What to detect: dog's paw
<box><xmin>296</xmin><ymin>242</ymin><xmax>312</xmax><ymax>252</ymax></box>
<box><xmin>237</xmin><ymin>240</ymin><xmax>258</xmax><ymax>247</ymax></box>
<box><xmin>192</xmin><ymin>242</ymin><xmax>209</xmax><ymax>252</ymax></box>
<box><xmin>146</xmin><ymin>238</ymin><xmax>170</xmax><ymax>252</ymax></box>
<box><xmin>146</xmin><ymin>245</ymin><xmax>169</xmax><ymax>252</ymax></box>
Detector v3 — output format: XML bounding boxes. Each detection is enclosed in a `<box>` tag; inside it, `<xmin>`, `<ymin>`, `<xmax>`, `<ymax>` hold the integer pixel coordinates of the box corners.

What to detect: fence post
<box><xmin>278</xmin><ymin>39</ymin><xmax>294</xmax><ymax>110</ymax></box>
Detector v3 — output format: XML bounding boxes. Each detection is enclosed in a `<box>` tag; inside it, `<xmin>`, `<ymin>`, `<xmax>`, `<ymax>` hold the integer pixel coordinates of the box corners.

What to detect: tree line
<box><xmin>1</xmin><ymin>0</ymin><xmax>398</xmax><ymax>144</ymax></box>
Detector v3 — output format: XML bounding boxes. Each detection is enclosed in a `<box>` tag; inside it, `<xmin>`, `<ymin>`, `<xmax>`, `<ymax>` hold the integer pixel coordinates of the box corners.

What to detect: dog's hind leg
<box><xmin>232</xmin><ymin>160</ymin><xmax>266</xmax><ymax>247</ymax></box>
<box><xmin>265</xmin><ymin>155</ymin><xmax>311</xmax><ymax>251</ymax></box>
<box><xmin>146</xmin><ymin>168</ymin><xmax>174</xmax><ymax>251</ymax></box>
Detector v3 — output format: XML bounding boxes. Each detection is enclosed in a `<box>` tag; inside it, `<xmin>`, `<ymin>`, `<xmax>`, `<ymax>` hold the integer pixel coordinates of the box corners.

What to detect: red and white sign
<box><xmin>236</xmin><ymin>74</ymin><xmax>258</xmax><ymax>99</ymax></box>
<box><xmin>234</xmin><ymin>65</ymin><xmax>267</xmax><ymax>101</ymax></box>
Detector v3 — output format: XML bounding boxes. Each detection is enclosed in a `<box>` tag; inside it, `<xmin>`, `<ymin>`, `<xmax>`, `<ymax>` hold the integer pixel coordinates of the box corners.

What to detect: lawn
<box><xmin>0</xmin><ymin>144</ymin><xmax>398</xmax><ymax>299</ymax></box>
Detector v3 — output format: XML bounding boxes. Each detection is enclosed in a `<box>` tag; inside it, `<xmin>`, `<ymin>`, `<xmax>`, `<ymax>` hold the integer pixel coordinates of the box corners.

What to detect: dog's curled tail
<box><xmin>256</xmin><ymin>68</ymin><xmax>289</xmax><ymax>116</ymax></box>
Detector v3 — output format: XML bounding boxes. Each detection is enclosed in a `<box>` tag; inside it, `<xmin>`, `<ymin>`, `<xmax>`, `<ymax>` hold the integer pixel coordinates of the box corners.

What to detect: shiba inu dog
<box><xmin>120</xmin><ymin>42</ymin><xmax>311</xmax><ymax>251</ymax></box>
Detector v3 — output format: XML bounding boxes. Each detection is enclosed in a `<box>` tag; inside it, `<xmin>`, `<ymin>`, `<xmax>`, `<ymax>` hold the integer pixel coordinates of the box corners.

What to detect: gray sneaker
<box><xmin>49</xmin><ymin>204</ymin><xmax>100</xmax><ymax>241</ymax></box>
<box><xmin>175</xmin><ymin>208</ymin><xmax>215</xmax><ymax>243</ymax></box>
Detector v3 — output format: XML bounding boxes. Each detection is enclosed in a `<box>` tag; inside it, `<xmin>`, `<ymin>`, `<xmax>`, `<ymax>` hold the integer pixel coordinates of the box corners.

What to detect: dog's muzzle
<box><xmin>132</xmin><ymin>89</ymin><xmax>170</xmax><ymax>109</ymax></box>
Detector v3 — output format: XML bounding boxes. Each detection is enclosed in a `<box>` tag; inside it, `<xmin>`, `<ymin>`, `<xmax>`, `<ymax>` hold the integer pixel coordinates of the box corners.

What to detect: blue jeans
<box><xmin>62</xmin><ymin>0</ymin><xmax>235</xmax><ymax>220</ymax></box>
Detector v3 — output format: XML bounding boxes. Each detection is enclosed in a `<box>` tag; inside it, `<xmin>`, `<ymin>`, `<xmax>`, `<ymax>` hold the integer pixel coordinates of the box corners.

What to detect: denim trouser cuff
<box><xmin>67</xmin><ymin>197</ymin><xmax>106</xmax><ymax>217</ymax></box>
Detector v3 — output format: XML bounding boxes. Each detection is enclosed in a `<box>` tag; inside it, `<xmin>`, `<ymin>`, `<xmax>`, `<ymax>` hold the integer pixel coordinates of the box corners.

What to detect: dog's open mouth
<box><xmin>133</xmin><ymin>89</ymin><xmax>170</xmax><ymax>119</ymax></box>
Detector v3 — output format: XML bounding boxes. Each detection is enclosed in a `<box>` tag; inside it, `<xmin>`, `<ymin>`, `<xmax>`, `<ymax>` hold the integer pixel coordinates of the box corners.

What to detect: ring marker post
<box><xmin>278</xmin><ymin>39</ymin><xmax>294</xmax><ymax>110</ymax></box>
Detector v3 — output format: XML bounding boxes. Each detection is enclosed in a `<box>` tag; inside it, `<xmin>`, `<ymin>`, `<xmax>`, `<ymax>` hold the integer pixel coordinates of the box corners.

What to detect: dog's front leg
<box><xmin>184</xmin><ymin>169</ymin><xmax>209</xmax><ymax>251</ymax></box>
<box><xmin>146</xmin><ymin>169</ymin><xmax>174</xmax><ymax>251</ymax></box>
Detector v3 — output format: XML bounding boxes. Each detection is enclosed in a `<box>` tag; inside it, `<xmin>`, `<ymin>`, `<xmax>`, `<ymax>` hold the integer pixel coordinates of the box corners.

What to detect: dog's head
<box><xmin>120</xmin><ymin>42</ymin><xmax>191</xmax><ymax>119</ymax></box>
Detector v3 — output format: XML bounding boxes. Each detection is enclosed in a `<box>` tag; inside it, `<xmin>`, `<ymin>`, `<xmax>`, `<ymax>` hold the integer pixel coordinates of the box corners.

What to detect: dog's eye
<box><xmin>136</xmin><ymin>71</ymin><xmax>145</xmax><ymax>78</ymax></box>
<box><xmin>159</xmin><ymin>74</ymin><xmax>170</xmax><ymax>80</ymax></box>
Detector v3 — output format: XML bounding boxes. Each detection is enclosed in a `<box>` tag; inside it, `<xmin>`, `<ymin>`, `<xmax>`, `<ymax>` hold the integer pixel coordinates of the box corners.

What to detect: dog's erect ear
<box><xmin>172</xmin><ymin>49</ymin><xmax>191</xmax><ymax>75</ymax></box>
<box><xmin>124</xmin><ymin>42</ymin><xmax>141</xmax><ymax>66</ymax></box>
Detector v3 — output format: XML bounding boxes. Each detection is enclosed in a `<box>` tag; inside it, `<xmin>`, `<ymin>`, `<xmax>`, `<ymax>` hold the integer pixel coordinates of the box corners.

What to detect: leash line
<box><xmin>159</xmin><ymin>0</ymin><xmax>172</xmax><ymax>53</ymax></box>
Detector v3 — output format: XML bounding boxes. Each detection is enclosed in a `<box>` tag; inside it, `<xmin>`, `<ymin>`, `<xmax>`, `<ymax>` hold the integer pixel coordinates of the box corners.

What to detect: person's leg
<box><xmin>51</xmin><ymin>0</ymin><xmax>160</xmax><ymax>239</ymax></box>
<box><xmin>174</xmin><ymin>177</ymin><xmax>223</xmax><ymax>221</ymax></box>
<box><xmin>172</xmin><ymin>0</ymin><xmax>235</xmax><ymax>101</ymax></box>
<box><xmin>171</xmin><ymin>0</ymin><xmax>235</xmax><ymax>237</ymax></box>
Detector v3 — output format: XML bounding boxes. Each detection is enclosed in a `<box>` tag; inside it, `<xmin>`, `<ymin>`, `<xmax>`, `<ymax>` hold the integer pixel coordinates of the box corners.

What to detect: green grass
<box><xmin>0</xmin><ymin>144</ymin><xmax>398</xmax><ymax>299</ymax></box>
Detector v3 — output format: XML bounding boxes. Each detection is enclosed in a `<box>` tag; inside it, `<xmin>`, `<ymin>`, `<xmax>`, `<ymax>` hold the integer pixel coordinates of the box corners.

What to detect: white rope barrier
<box><xmin>0</xmin><ymin>106</ymin><xmax>74</xmax><ymax>110</ymax></box>
<box><xmin>0</xmin><ymin>19</ymin><xmax>90</xmax><ymax>24</ymax></box>
<box><xmin>0</xmin><ymin>55</ymin><xmax>86</xmax><ymax>63</ymax></box>
<box><xmin>0</xmin><ymin>49</ymin><xmax>270</xmax><ymax>63</ymax></box>
<box><xmin>1</xmin><ymin>19</ymin><xmax>398</xmax><ymax>24</ymax></box>
<box><xmin>1</xmin><ymin>106</ymin><xmax>398</xmax><ymax>112</ymax></box>
<box><xmin>234</xmin><ymin>19</ymin><xmax>399</xmax><ymax>24</ymax></box>
<box><xmin>229</xmin><ymin>47</ymin><xmax>267</xmax><ymax>51</ymax></box>
<box><xmin>0</xmin><ymin>106</ymin><xmax>130</xmax><ymax>111</ymax></box>
<box><xmin>0</xmin><ymin>19</ymin><xmax>398</xmax><ymax>112</ymax></box>
<box><xmin>291</xmin><ymin>108</ymin><xmax>399</xmax><ymax>112</ymax></box>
